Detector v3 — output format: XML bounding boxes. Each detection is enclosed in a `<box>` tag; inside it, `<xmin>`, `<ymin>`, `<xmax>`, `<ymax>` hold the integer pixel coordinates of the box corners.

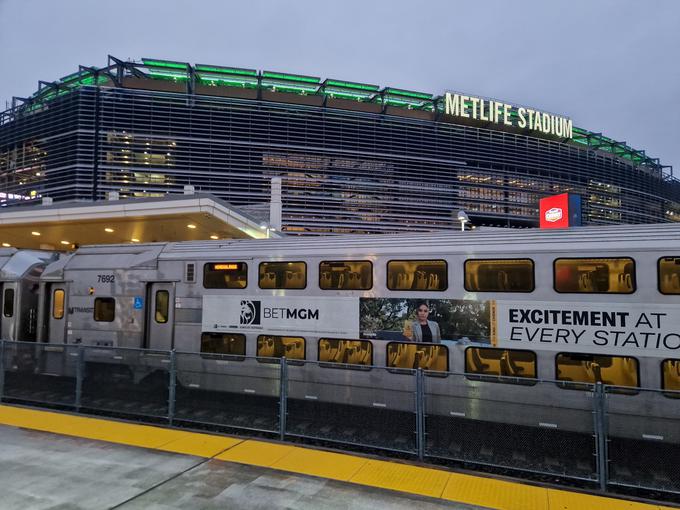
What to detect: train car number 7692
<box><xmin>97</xmin><ymin>274</ymin><xmax>115</xmax><ymax>283</ymax></box>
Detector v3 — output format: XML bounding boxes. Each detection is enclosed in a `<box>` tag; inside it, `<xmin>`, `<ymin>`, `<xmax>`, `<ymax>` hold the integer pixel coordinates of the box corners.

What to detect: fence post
<box><xmin>0</xmin><ymin>340</ymin><xmax>5</xmax><ymax>402</ymax></box>
<box><xmin>416</xmin><ymin>368</ymin><xmax>425</xmax><ymax>461</ymax></box>
<box><xmin>279</xmin><ymin>357</ymin><xmax>288</xmax><ymax>442</ymax></box>
<box><xmin>594</xmin><ymin>382</ymin><xmax>608</xmax><ymax>491</ymax></box>
<box><xmin>75</xmin><ymin>344</ymin><xmax>84</xmax><ymax>412</ymax></box>
<box><xmin>168</xmin><ymin>349</ymin><xmax>176</xmax><ymax>426</ymax></box>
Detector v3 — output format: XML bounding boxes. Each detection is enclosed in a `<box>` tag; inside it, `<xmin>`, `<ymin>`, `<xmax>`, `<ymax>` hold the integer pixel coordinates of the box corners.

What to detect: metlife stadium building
<box><xmin>0</xmin><ymin>56</ymin><xmax>678</xmax><ymax>234</ymax></box>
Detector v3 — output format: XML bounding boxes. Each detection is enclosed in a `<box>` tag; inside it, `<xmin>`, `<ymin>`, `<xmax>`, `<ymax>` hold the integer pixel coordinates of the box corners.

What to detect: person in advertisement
<box><xmin>410</xmin><ymin>301</ymin><xmax>442</xmax><ymax>343</ymax></box>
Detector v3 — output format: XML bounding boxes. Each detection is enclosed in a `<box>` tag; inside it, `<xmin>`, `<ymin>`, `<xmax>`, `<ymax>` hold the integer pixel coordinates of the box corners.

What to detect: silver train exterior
<box><xmin>0</xmin><ymin>249</ymin><xmax>57</xmax><ymax>341</ymax></box>
<box><xmin>33</xmin><ymin>224</ymin><xmax>680</xmax><ymax>439</ymax></box>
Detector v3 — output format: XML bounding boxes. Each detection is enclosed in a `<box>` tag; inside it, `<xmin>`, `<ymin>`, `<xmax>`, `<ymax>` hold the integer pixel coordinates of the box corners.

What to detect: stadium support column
<box><xmin>270</xmin><ymin>176</ymin><xmax>282</xmax><ymax>231</ymax></box>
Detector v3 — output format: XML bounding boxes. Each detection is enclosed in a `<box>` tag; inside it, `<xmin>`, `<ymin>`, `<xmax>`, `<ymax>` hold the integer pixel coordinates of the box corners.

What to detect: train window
<box><xmin>94</xmin><ymin>297</ymin><xmax>115</xmax><ymax>322</ymax></box>
<box><xmin>185</xmin><ymin>263</ymin><xmax>196</xmax><ymax>283</ymax></box>
<box><xmin>200</xmin><ymin>332</ymin><xmax>246</xmax><ymax>357</ymax></box>
<box><xmin>318</xmin><ymin>338</ymin><xmax>372</xmax><ymax>366</ymax></box>
<box><xmin>319</xmin><ymin>261</ymin><xmax>372</xmax><ymax>290</ymax></box>
<box><xmin>2</xmin><ymin>288</ymin><xmax>13</xmax><ymax>318</ymax></box>
<box><xmin>259</xmin><ymin>261</ymin><xmax>306</xmax><ymax>289</ymax></box>
<box><xmin>556</xmin><ymin>353</ymin><xmax>639</xmax><ymax>389</ymax></box>
<box><xmin>662</xmin><ymin>359</ymin><xmax>680</xmax><ymax>393</ymax></box>
<box><xmin>256</xmin><ymin>335</ymin><xmax>305</xmax><ymax>360</ymax></box>
<box><xmin>155</xmin><ymin>290</ymin><xmax>169</xmax><ymax>324</ymax></box>
<box><xmin>203</xmin><ymin>262</ymin><xmax>248</xmax><ymax>289</ymax></box>
<box><xmin>386</xmin><ymin>342</ymin><xmax>448</xmax><ymax>371</ymax></box>
<box><xmin>658</xmin><ymin>257</ymin><xmax>680</xmax><ymax>294</ymax></box>
<box><xmin>387</xmin><ymin>260</ymin><xmax>447</xmax><ymax>291</ymax></box>
<box><xmin>52</xmin><ymin>289</ymin><xmax>65</xmax><ymax>320</ymax></box>
<box><xmin>464</xmin><ymin>259</ymin><xmax>534</xmax><ymax>292</ymax></box>
<box><xmin>465</xmin><ymin>347</ymin><xmax>537</xmax><ymax>382</ymax></box>
<box><xmin>554</xmin><ymin>258</ymin><xmax>635</xmax><ymax>294</ymax></box>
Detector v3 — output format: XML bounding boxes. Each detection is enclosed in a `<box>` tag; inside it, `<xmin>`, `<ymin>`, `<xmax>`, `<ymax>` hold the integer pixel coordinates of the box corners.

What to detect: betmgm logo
<box><xmin>240</xmin><ymin>300</ymin><xmax>261</xmax><ymax>325</ymax></box>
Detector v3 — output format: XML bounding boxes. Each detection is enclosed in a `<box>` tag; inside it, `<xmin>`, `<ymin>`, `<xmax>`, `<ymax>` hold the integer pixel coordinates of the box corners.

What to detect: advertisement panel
<box><xmin>495</xmin><ymin>300</ymin><xmax>680</xmax><ymax>357</ymax></box>
<box><xmin>539</xmin><ymin>193</ymin><xmax>570</xmax><ymax>228</ymax></box>
<box><xmin>203</xmin><ymin>294</ymin><xmax>679</xmax><ymax>358</ymax></box>
<box><xmin>539</xmin><ymin>193</ymin><xmax>582</xmax><ymax>229</ymax></box>
<box><xmin>359</xmin><ymin>297</ymin><xmax>492</xmax><ymax>343</ymax></box>
<box><xmin>202</xmin><ymin>295</ymin><xmax>359</xmax><ymax>337</ymax></box>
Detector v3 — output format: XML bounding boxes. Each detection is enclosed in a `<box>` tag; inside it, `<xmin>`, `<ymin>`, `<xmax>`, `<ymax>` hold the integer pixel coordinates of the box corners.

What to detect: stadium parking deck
<box><xmin>0</xmin><ymin>404</ymin><xmax>673</xmax><ymax>510</ymax></box>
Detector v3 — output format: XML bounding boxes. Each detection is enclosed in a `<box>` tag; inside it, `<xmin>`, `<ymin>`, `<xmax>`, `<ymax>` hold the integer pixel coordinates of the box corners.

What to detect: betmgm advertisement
<box><xmin>202</xmin><ymin>295</ymin><xmax>492</xmax><ymax>344</ymax></box>
<box><xmin>359</xmin><ymin>298</ymin><xmax>491</xmax><ymax>344</ymax></box>
<box><xmin>202</xmin><ymin>295</ymin><xmax>680</xmax><ymax>358</ymax></box>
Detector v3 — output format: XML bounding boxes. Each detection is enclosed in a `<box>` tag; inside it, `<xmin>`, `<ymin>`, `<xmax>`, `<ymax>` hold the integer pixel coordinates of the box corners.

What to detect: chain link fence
<box><xmin>605</xmin><ymin>386</ymin><xmax>680</xmax><ymax>494</ymax></box>
<box><xmin>285</xmin><ymin>361</ymin><xmax>418</xmax><ymax>453</ymax></box>
<box><xmin>1</xmin><ymin>340</ymin><xmax>678</xmax><ymax>496</ymax></box>
<box><xmin>423</xmin><ymin>372</ymin><xmax>598</xmax><ymax>481</ymax></box>
<box><xmin>0</xmin><ymin>340</ymin><xmax>79</xmax><ymax>408</ymax></box>
<box><xmin>79</xmin><ymin>346</ymin><xmax>171</xmax><ymax>419</ymax></box>
<box><xmin>173</xmin><ymin>352</ymin><xmax>280</xmax><ymax>433</ymax></box>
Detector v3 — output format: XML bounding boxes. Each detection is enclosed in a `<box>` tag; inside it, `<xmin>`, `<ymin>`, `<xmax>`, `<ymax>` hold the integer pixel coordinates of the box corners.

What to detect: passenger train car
<box><xmin>3</xmin><ymin>226</ymin><xmax>678</xmax><ymax>483</ymax></box>
<box><xmin>0</xmin><ymin>249</ymin><xmax>57</xmax><ymax>342</ymax></box>
<box><xmin>30</xmin><ymin>223</ymin><xmax>680</xmax><ymax>396</ymax></box>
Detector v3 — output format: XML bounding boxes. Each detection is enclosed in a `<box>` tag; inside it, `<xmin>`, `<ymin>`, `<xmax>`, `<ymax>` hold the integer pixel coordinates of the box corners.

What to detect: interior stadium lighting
<box><xmin>60</xmin><ymin>240</ymin><xmax>70</xmax><ymax>245</ymax></box>
<box><xmin>210</xmin><ymin>235</ymin><xmax>219</xmax><ymax>240</ymax></box>
<box><xmin>31</xmin><ymin>231</ymin><xmax>41</xmax><ymax>236</ymax></box>
<box><xmin>131</xmin><ymin>238</ymin><xmax>140</xmax><ymax>243</ymax></box>
<box><xmin>2</xmin><ymin>243</ymin><xmax>10</xmax><ymax>247</ymax></box>
<box><xmin>104</xmin><ymin>228</ymin><xmax>114</xmax><ymax>233</ymax></box>
<box><xmin>187</xmin><ymin>224</ymin><xmax>197</xmax><ymax>229</ymax></box>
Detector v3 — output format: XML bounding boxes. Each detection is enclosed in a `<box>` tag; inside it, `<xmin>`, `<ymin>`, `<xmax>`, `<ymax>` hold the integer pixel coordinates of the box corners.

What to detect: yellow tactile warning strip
<box><xmin>351</xmin><ymin>459</ymin><xmax>451</xmax><ymax>499</ymax></box>
<box><xmin>0</xmin><ymin>404</ymin><xmax>242</xmax><ymax>455</ymax></box>
<box><xmin>0</xmin><ymin>404</ymin><xmax>673</xmax><ymax>510</ymax></box>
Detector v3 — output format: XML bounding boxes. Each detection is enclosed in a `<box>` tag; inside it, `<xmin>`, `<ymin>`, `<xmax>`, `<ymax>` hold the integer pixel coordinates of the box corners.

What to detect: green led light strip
<box><xmin>324</xmin><ymin>87</ymin><xmax>374</xmax><ymax>99</ymax></box>
<box><xmin>197</xmin><ymin>76</ymin><xmax>258</xmax><ymax>88</ymax></box>
<box><xmin>197</xmin><ymin>72</ymin><xmax>257</xmax><ymax>82</ymax></box>
<box><xmin>324</xmin><ymin>79</ymin><xmax>379</xmax><ymax>91</ymax></box>
<box><xmin>195</xmin><ymin>65</ymin><xmax>257</xmax><ymax>76</ymax></box>
<box><xmin>142</xmin><ymin>59</ymin><xmax>188</xmax><ymax>70</ymax></box>
<box><xmin>383</xmin><ymin>88</ymin><xmax>432</xmax><ymax>100</ymax></box>
<box><xmin>262</xmin><ymin>71</ymin><xmax>320</xmax><ymax>84</ymax></box>
<box><xmin>264</xmin><ymin>83</ymin><xmax>319</xmax><ymax>94</ymax></box>
<box><xmin>60</xmin><ymin>71</ymin><xmax>88</xmax><ymax>84</ymax></box>
<box><xmin>326</xmin><ymin>91</ymin><xmax>372</xmax><ymax>101</ymax></box>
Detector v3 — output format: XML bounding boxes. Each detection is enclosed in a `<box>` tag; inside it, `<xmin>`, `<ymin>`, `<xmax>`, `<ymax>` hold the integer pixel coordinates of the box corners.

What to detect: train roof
<box><xmin>51</xmin><ymin>224</ymin><xmax>680</xmax><ymax>270</ymax></box>
<box><xmin>0</xmin><ymin>250</ymin><xmax>57</xmax><ymax>279</ymax></box>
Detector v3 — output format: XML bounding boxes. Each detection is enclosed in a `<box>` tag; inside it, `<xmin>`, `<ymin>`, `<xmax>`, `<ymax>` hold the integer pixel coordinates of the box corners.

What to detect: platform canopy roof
<box><xmin>0</xmin><ymin>193</ymin><xmax>279</xmax><ymax>250</ymax></box>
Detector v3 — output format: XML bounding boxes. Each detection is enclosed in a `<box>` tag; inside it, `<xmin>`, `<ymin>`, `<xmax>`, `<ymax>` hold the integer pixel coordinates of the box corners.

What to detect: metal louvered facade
<box><xmin>1</xmin><ymin>60</ymin><xmax>679</xmax><ymax>234</ymax></box>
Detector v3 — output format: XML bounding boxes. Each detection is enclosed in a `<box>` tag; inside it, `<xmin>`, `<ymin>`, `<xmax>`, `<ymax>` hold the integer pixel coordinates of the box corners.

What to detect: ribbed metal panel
<box><xmin>2</xmin><ymin>86</ymin><xmax>680</xmax><ymax>233</ymax></box>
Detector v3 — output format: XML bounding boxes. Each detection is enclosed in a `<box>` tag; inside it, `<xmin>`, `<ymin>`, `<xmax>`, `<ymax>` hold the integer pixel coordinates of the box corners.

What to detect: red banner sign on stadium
<box><xmin>539</xmin><ymin>193</ymin><xmax>582</xmax><ymax>229</ymax></box>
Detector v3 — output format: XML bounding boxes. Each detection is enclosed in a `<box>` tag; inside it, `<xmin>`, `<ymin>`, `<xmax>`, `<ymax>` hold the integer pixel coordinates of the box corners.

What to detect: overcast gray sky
<box><xmin>1</xmin><ymin>0</ymin><xmax>679</xmax><ymax>172</ymax></box>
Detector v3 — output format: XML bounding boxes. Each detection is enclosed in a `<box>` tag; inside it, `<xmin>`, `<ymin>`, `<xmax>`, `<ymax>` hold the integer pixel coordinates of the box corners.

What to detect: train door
<box><xmin>144</xmin><ymin>283</ymin><xmax>174</xmax><ymax>351</ymax></box>
<box><xmin>0</xmin><ymin>282</ymin><xmax>3</xmax><ymax>339</ymax></box>
<box><xmin>46</xmin><ymin>283</ymin><xmax>68</xmax><ymax>344</ymax></box>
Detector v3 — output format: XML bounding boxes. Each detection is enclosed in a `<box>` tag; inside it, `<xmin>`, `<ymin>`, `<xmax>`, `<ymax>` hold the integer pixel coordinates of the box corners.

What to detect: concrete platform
<box><xmin>0</xmin><ymin>405</ymin><xmax>671</xmax><ymax>510</ymax></box>
<box><xmin>0</xmin><ymin>425</ymin><xmax>477</xmax><ymax>510</ymax></box>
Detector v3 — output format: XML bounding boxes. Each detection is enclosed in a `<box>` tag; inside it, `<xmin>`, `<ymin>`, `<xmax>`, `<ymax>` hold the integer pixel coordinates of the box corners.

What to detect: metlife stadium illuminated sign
<box><xmin>445</xmin><ymin>92</ymin><xmax>573</xmax><ymax>139</ymax></box>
